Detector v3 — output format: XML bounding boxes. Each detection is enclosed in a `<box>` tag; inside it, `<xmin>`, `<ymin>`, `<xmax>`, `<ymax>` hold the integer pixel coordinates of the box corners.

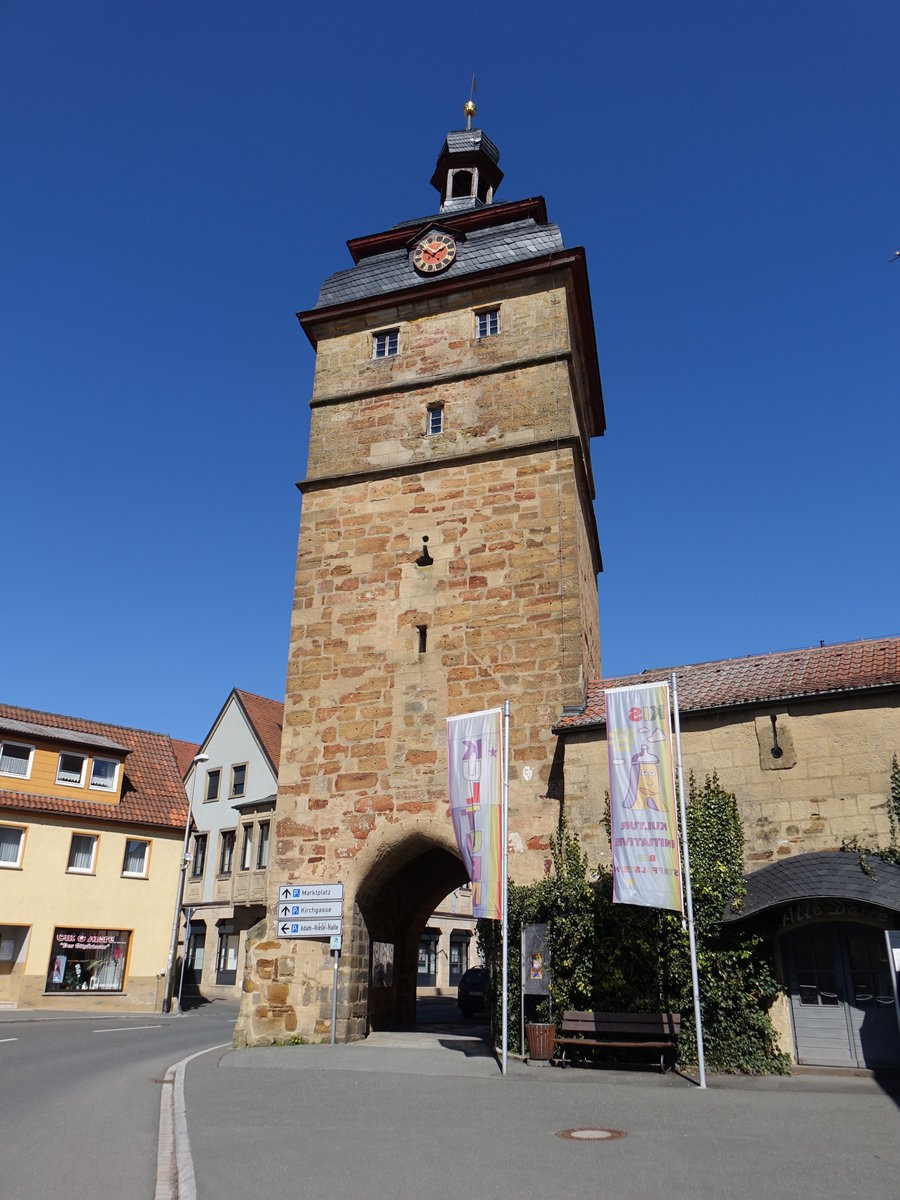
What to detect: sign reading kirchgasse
<box><xmin>276</xmin><ymin>883</ymin><xmax>344</xmax><ymax>939</ymax></box>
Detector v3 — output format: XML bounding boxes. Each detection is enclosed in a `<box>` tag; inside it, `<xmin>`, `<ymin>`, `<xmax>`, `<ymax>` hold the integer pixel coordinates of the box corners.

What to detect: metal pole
<box><xmin>671</xmin><ymin>673</ymin><xmax>707</xmax><ymax>1088</ymax></box>
<box><xmin>502</xmin><ymin>699</ymin><xmax>510</xmax><ymax>1076</ymax></box>
<box><xmin>520</xmin><ymin>925</ymin><xmax>525</xmax><ymax>1064</ymax></box>
<box><xmin>163</xmin><ymin>753</ymin><xmax>207</xmax><ymax>1014</ymax></box>
<box><xmin>330</xmin><ymin>948</ymin><xmax>339</xmax><ymax>1045</ymax></box>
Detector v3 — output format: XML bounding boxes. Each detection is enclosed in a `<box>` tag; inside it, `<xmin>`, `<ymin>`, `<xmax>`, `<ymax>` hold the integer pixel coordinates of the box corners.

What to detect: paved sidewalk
<box><xmin>179</xmin><ymin>1026</ymin><xmax>900</xmax><ymax>1200</ymax></box>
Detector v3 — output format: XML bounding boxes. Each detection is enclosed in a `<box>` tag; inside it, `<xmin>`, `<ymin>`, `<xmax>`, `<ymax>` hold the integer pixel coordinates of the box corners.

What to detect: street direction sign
<box><xmin>278</xmin><ymin>883</ymin><xmax>344</xmax><ymax>903</ymax></box>
<box><xmin>277</xmin><ymin>918</ymin><xmax>343</xmax><ymax>938</ymax></box>
<box><xmin>277</xmin><ymin>901</ymin><xmax>343</xmax><ymax>920</ymax></box>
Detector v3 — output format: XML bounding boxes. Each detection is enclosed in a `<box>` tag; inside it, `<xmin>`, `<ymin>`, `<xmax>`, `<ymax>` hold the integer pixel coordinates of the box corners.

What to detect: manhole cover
<box><xmin>556</xmin><ymin>1128</ymin><xmax>626</xmax><ymax>1142</ymax></box>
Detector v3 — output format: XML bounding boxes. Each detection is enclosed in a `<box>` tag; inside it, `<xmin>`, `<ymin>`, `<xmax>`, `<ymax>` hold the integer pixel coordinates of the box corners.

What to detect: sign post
<box><xmin>276</xmin><ymin>883</ymin><xmax>345</xmax><ymax>1043</ymax></box>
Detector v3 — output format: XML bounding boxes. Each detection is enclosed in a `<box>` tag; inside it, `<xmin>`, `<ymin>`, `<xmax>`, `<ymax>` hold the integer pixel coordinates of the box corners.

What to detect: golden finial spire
<box><xmin>465</xmin><ymin>75</ymin><xmax>477</xmax><ymax>130</ymax></box>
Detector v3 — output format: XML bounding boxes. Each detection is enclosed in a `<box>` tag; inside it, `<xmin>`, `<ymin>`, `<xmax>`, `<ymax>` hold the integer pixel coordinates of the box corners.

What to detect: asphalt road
<box><xmin>0</xmin><ymin>1001</ymin><xmax>238</xmax><ymax>1200</ymax></box>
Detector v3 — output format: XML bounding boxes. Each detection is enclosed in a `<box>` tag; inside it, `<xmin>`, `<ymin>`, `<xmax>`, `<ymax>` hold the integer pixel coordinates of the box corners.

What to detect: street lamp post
<box><xmin>162</xmin><ymin>751</ymin><xmax>208</xmax><ymax>1014</ymax></box>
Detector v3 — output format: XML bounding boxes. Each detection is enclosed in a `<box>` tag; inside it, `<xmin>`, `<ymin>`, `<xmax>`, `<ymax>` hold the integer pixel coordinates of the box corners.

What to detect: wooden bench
<box><xmin>555</xmin><ymin>1010</ymin><xmax>681</xmax><ymax>1072</ymax></box>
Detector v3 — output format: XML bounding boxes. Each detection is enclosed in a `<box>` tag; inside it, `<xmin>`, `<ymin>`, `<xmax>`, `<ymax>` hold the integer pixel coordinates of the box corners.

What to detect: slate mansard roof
<box><xmin>724</xmin><ymin>851</ymin><xmax>900</xmax><ymax>922</ymax></box>
<box><xmin>555</xmin><ymin>636</ymin><xmax>900</xmax><ymax>732</ymax></box>
<box><xmin>0</xmin><ymin>703</ymin><xmax>189</xmax><ymax>830</ymax></box>
<box><xmin>315</xmin><ymin>209</ymin><xmax>564</xmax><ymax>311</ymax></box>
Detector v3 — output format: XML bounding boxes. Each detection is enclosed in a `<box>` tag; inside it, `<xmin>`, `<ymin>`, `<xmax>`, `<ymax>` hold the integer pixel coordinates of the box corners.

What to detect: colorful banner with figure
<box><xmin>447</xmin><ymin>707</ymin><xmax>504</xmax><ymax>920</ymax></box>
<box><xmin>605</xmin><ymin>681</ymin><xmax>683</xmax><ymax>913</ymax></box>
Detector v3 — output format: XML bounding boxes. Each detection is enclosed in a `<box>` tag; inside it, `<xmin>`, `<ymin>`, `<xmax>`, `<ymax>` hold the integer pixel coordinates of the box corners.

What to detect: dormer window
<box><xmin>57</xmin><ymin>752</ymin><xmax>86</xmax><ymax>788</ymax></box>
<box><xmin>373</xmin><ymin>329</ymin><xmax>399</xmax><ymax>359</ymax></box>
<box><xmin>90</xmin><ymin>758</ymin><xmax>119</xmax><ymax>792</ymax></box>
<box><xmin>0</xmin><ymin>741</ymin><xmax>33</xmax><ymax>780</ymax></box>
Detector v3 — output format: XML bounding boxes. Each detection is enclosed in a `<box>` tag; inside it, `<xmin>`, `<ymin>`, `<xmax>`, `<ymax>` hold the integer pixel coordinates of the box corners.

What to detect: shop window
<box><xmin>57</xmin><ymin>752</ymin><xmax>86</xmax><ymax>788</ymax></box>
<box><xmin>230</xmin><ymin>763</ymin><xmax>247</xmax><ymax>798</ymax></box>
<box><xmin>122</xmin><ymin>838</ymin><xmax>149</xmax><ymax>878</ymax></box>
<box><xmin>449</xmin><ymin>933</ymin><xmax>470</xmax><ymax>986</ymax></box>
<box><xmin>0</xmin><ymin>741</ymin><xmax>34</xmax><ymax>779</ymax></box>
<box><xmin>417</xmin><ymin>931</ymin><xmax>439</xmax><ymax>987</ymax></box>
<box><xmin>89</xmin><ymin>757</ymin><xmax>119</xmax><ymax>792</ymax></box>
<box><xmin>205</xmin><ymin>769</ymin><xmax>220</xmax><ymax>802</ymax></box>
<box><xmin>46</xmin><ymin>928</ymin><xmax>130</xmax><ymax>992</ymax></box>
<box><xmin>240</xmin><ymin>825</ymin><xmax>253</xmax><ymax>871</ymax></box>
<box><xmin>67</xmin><ymin>834</ymin><xmax>97</xmax><ymax>873</ymax></box>
<box><xmin>0</xmin><ymin>825</ymin><xmax>25</xmax><ymax>868</ymax></box>
<box><xmin>256</xmin><ymin>821</ymin><xmax>270</xmax><ymax>870</ymax></box>
<box><xmin>192</xmin><ymin>833</ymin><xmax>207</xmax><ymax>878</ymax></box>
<box><xmin>218</xmin><ymin>830</ymin><xmax>235</xmax><ymax>875</ymax></box>
<box><xmin>216</xmin><ymin>926</ymin><xmax>239</xmax><ymax>985</ymax></box>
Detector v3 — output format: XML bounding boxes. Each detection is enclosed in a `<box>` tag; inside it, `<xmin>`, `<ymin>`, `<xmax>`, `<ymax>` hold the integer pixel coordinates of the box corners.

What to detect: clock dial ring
<box><xmin>413</xmin><ymin>231</ymin><xmax>457</xmax><ymax>275</ymax></box>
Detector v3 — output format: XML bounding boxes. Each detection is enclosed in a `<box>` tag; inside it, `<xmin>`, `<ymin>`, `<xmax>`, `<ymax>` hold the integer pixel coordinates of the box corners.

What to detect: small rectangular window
<box><xmin>219</xmin><ymin>830</ymin><xmax>235</xmax><ymax>875</ymax></box>
<box><xmin>122</xmin><ymin>838</ymin><xmax>149</xmax><ymax>877</ymax></box>
<box><xmin>476</xmin><ymin>308</ymin><xmax>500</xmax><ymax>338</ymax></box>
<box><xmin>192</xmin><ymin>833</ymin><xmax>207</xmax><ymax>878</ymax></box>
<box><xmin>0</xmin><ymin>741</ymin><xmax>33</xmax><ymax>779</ymax></box>
<box><xmin>256</xmin><ymin>821</ymin><xmax>270</xmax><ymax>870</ymax></box>
<box><xmin>417</xmin><ymin>625</ymin><xmax>427</xmax><ymax>654</ymax></box>
<box><xmin>67</xmin><ymin>834</ymin><xmax>97</xmax><ymax>873</ymax></box>
<box><xmin>205</xmin><ymin>769</ymin><xmax>220</xmax><ymax>802</ymax></box>
<box><xmin>90</xmin><ymin>758</ymin><xmax>119</xmax><ymax>792</ymax></box>
<box><xmin>0</xmin><ymin>826</ymin><xmax>25</xmax><ymax>868</ymax></box>
<box><xmin>240</xmin><ymin>825</ymin><xmax>253</xmax><ymax>871</ymax></box>
<box><xmin>57</xmin><ymin>753</ymin><xmax>86</xmax><ymax>787</ymax></box>
<box><xmin>230</xmin><ymin>764</ymin><xmax>247</xmax><ymax>798</ymax></box>
<box><xmin>427</xmin><ymin>406</ymin><xmax>443</xmax><ymax>436</ymax></box>
<box><xmin>373</xmin><ymin>329</ymin><xmax>399</xmax><ymax>359</ymax></box>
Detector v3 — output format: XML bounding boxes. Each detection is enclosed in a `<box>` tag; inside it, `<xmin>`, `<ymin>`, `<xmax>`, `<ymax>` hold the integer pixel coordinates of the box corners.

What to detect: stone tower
<box><xmin>234</xmin><ymin>116</ymin><xmax>605</xmax><ymax>1046</ymax></box>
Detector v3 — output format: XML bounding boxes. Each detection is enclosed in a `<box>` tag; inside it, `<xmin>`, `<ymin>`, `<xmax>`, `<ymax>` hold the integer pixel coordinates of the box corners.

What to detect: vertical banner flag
<box><xmin>605</xmin><ymin>681</ymin><xmax>683</xmax><ymax>913</ymax></box>
<box><xmin>447</xmin><ymin>708</ymin><xmax>503</xmax><ymax>920</ymax></box>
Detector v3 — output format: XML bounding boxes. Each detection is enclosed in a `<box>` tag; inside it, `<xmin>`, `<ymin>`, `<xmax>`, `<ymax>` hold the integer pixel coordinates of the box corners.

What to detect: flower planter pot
<box><xmin>525</xmin><ymin>1021</ymin><xmax>556</xmax><ymax>1061</ymax></box>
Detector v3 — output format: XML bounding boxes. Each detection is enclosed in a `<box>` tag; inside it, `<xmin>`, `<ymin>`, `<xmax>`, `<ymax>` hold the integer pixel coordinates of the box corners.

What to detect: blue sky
<box><xmin>2</xmin><ymin>2</ymin><xmax>898</xmax><ymax>741</ymax></box>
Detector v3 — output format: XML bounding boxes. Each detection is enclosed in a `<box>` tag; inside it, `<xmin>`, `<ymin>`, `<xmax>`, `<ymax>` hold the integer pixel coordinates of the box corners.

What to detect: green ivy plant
<box><xmin>479</xmin><ymin>773</ymin><xmax>790</xmax><ymax>1074</ymax></box>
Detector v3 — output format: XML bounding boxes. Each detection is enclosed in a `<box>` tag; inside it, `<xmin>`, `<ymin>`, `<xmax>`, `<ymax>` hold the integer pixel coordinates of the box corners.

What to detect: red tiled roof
<box><xmin>234</xmin><ymin>689</ymin><xmax>284</xmax><ymax>773</ymax></box>
<box><xmin>171</xmin><ymin>738</ymin><xmax>201</xmax><ymax>781</ymax></box>
<box><xmin>555</xmin><ymin>636</ymin><xmax>900</xmax><ymax>732</ymax></box>
<box><xmin>0</xmin><ymin>703</ymin><xmax>189</xmax><ymax>830</ymax></box>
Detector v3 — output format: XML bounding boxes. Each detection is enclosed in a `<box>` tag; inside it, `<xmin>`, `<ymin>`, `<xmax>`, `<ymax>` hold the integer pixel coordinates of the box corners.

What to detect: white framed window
<box><xmin>240</xmin><ymin>825</ymin><xmax>253</xmax><ymax>871</ymax></box>
<box><xmin>57</xmin><ymin>752</ymin><xmax>87</xmax><ymax>788</ymax></box>
<box><xmin>0</xmin><ymin>825</ymin><xmax>25</xmax><ymax>868</ymax></box>
<box><xmin>230</xmin><ymin>763</ymin><xmax>247</xmax><ymax>799</ymax></box>
<box><xmin>122</xmin><ymin>838</ymin><xmax>149</xmax><ymax>878</ymax></box>
<box><xmin>373</xmin><ymin>329</ymin><xmax>399</xmax><ymax>359</ymax></box>
<box><xmin>256</xmin><ymin>820</ymin><xmax>270</xmax><ymax>870</ymax></box>
<box><xmin>67</xmin><ymin>833</ymin><xmax>98</xmax><ymax>874</ymax></box>
<box><xmin>476</xmin><ymin>308</ymin><xmax>500</xmax><ymax>338</ymax></box>
<box><xmin>0</xmin><ymin>741</ymin><xmax>34</xmax><ymax>780</ymax></box>
<box><xmin>427</xmin><ymin>405</ymin><xmax>444</xmax><ymax>436</ymax></box>
<box><xmin>204</xmin><ymin>768</ymin><xmax>221</xmax><ymax>803</ymax></box>
<box><xmin>89</xmin><ymin>757</ymin><xmax>119</xmax><ymax>792</ymax></box>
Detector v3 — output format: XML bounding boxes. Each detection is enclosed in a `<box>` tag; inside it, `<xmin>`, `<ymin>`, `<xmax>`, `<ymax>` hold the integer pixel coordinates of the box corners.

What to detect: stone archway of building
<box><xmin>353</xmin><ymin>825</ymin><xmax>469</xmax><ymax>1032</ymax></box>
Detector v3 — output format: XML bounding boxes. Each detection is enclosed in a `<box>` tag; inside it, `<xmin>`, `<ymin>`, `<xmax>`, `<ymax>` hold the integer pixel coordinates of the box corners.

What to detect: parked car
<box><xmin>457</xmin><ymin>966</ymin><xmax>490</xmax><ymax>1017</ymax></box>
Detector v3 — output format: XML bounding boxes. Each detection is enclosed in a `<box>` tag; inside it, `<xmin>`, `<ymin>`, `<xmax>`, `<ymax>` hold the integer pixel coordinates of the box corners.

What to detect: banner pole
<box><xmin>502</xmin><ymin>699</ymin><xmax>510</xmax><ymax>1076</ymax></box>
<box><xmin>671</xmin><ymin>672</ymin><xmax>707</xmax><ymax>1088</ymax></box>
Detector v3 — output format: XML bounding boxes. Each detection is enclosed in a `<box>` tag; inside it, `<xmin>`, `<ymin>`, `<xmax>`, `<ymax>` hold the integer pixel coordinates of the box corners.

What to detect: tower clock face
<box><xmin>413</xmin><ymin>232</ymin><xmax>457</xmax><ymax>274</ymax></box>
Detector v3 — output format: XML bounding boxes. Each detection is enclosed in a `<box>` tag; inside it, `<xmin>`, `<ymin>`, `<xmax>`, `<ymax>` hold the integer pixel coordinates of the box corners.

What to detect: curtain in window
<box><xmin>58</xmin><ymin>755</ymin><xmax>84</xmax><ymax>784</ymax></box>
<box><xmin>123</xmin><ymin>839</ymin><xmax>146</xmax><ymax>875</ymax></box>
<box><xmin>91</xmin><ymin>759</ymin><xmax>117</xmax><ymax>789</ymax></box>
<box><xmin>0</xmin><ymin>827</ymin><xmax>22</xmax><ymax>863</ymax></box>
<box><xmin>0</xmin><ymin>745</ymin><xmax>29</xmax><ymax>775</ymax></box>
<box><xmin>69</xmin><ymin>835</ymin><xmax>95</xmax><ymax>870</ymax></box>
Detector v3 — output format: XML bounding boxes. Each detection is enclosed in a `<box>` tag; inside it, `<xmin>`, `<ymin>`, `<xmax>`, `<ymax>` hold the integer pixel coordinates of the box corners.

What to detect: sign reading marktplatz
<box><xmin>277</xmin><ymin>883</ymin><xmax>344</xmax><ymax>939</ymax></box>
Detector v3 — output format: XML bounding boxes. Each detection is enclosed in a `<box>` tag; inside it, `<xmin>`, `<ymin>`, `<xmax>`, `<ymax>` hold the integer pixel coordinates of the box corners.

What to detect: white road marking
<box><xmin>155</xmin><ymin>1042</ymin><xmax>231</xmax><ymax>1200</ymax></box>
<box><xmin>0</xmin><ymin>1037</ymin><xmax>18</xmax><ymax>1043</ymax></box>
<box><xmin>93</xmin><ymin>1024</ymin><xmax>163</xmax><ymax>1033</ymax></box>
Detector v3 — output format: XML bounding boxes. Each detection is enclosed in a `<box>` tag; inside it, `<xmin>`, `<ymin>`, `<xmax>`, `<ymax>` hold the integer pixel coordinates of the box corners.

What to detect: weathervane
<box><xmin>465</xmin><ymin>74</ymin><xmax>477</xmax><ymax>130</ymax></box>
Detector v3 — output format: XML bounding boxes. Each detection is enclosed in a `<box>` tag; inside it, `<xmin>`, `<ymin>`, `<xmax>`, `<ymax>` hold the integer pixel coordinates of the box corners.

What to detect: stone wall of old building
<box><xmin>234</xmin><ymin>268</ymin><xmax>604</xmax><ymax>1046</ymax></box>
<box><xmin>560</xmin><ymin>693</ymin><xmax>900</xmax><ymax>869</ymax></box>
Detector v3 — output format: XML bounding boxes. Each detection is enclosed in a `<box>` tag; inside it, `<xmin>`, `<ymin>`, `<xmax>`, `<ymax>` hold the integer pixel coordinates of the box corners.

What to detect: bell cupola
<box><xmin>429</xmin><ymin>101</ymin><xmax>504</xmax><ymax>213</ymax></box>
